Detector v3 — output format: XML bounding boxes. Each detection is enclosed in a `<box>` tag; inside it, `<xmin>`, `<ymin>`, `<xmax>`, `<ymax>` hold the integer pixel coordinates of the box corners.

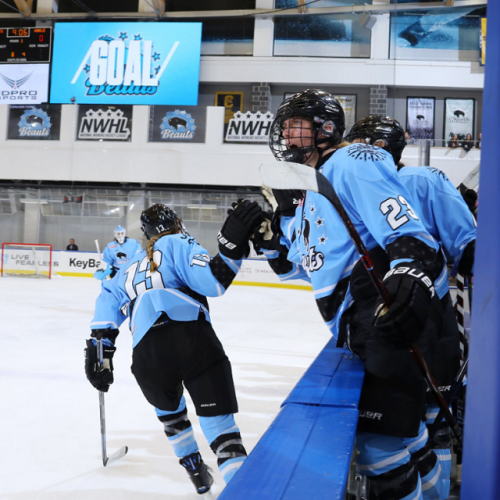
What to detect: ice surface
<box><xmin>0</xmin><ymin>277</ymin><xmax>329</xmax><ymax>499</ymax></box>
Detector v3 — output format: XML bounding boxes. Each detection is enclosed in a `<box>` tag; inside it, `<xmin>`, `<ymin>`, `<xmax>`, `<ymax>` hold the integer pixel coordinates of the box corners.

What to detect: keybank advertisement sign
<box><xmin>50</xmin><ymin>22</ymin><xmax>202</xmax><ymax>105</ymax></box>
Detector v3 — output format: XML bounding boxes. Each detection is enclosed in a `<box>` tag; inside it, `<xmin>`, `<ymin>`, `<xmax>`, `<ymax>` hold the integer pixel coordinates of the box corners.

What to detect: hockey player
<box><xmin>94</xmin><ymin>225</ymin><xmax>141</xmax><ymax>280</ymax></box>
<box><xmin>84</xmin><ymin>202</ymin><xmax>261</xmax><ymax>494</ymax></box>
<box><xmin>256</xmin><ymin>89</ymin><xmax>450</xmax><ymax>500</ymax></box>
<box><xmin>345</xmin><ymin>115</ymin><xmax>476</xmax><ymax>499</ymax></box>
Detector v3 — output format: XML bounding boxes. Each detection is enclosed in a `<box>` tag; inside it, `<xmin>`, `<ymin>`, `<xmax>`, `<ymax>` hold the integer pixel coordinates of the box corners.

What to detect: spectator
<box><xmin>462</xmin><ymin>133</ymin><xmax>474</xmax><ymax>153</ymax></box>
<box><xmin>447</xmin><ymin>134</ymin><xmax>460</xmax><ymax>148</ymax></box>
<box><xmin>475</xmin><ymin>132</ymin><xmax>482</xmax><ymax>149</ymax></box>
<box><xmin>66</xmin><ymin>238</ymin><xmax>78</xmax><ymax>251</ymax></box>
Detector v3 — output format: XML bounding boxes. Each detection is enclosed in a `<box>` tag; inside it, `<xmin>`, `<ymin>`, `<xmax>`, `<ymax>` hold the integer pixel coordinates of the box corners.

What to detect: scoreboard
<box><xmin>0</xmin><ymin>27</ymin><xmax>52</xmax><ymax>63</ymax></box>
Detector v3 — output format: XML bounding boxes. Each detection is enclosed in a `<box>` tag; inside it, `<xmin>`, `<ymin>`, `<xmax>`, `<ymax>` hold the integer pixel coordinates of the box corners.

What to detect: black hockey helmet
<box><xmin>345</xmin><ymin>115</ymin><xmax>407</xmax><ymax>166</ymax></box>
<box><xmin>140</xmin><ymin>204</ymin><xmax>183</xmax><ymax>240</ymax></box>
<box><xmin>269</xmin><ymin>89</ymin><xmax>345</xmax><ymax>164</ymax></box>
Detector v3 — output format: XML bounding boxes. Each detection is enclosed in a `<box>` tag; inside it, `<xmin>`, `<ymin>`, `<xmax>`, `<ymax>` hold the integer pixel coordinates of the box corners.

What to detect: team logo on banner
<box><xmin>78</xmin><ymin>108</ymin><xmax>131</xmax><ymax>140</ymax></box>
<box><xmin>160</xmin><ymin>110</ymin><xmax>196</xmax><ymax>140</ymax></box>
<box><xmin>50</xmin><ymin>23</ymin><xmax>202</xmax><ymax>105</ymax></box>
<box><xmin>18</xmin><ymin>108</ymin><xmax>52</xmax><ymax>137</ymax></box>
<box><xmin>225</xmin><ymin>111</ymin><xmax>274</xmax><ymax>142</ymax></box>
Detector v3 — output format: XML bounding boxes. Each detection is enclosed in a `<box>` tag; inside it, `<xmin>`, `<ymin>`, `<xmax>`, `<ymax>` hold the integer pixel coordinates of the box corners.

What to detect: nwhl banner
<box><xmin>225</xmin><ymin>111</ymin><xmax>274</xmax><ymax>143</ymax></box>
<box><xmin>444</xmin><ymin>98</ymin><xmax>475</xmax><ymax>142</ymax></box>
<box><xmin>77</xmin><ymin>105</ymin><xmax>132</xmax><ymax>141</ymax></box>
<box><xmin>406</xmin><ymin>97</ymin><xmax>435</xmax><ymax>142</ymax></box>
<box><xmin>50</xmin><ymin>22</ymin><xmax>202</xmax><ymax>105</ymax></box>
<box><xmin>0</xmin><ymin>64</ymin><xmax>49</xmax><ymax>104</ymax></box>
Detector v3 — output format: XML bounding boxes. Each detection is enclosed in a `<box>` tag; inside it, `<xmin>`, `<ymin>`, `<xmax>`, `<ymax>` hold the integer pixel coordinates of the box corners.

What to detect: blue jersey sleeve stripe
<box><xmin>219</xmin><ymin>254</ymin><xmax>241</xmax><ymax>274</ymax></box>
<box><xmin>90</xmin><ymin>320</ymin><xmax>119</xmax><ymax>329</ymax></box>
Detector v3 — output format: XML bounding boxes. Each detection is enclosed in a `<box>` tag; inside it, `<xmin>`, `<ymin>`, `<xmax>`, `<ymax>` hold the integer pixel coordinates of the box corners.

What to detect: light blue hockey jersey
<box><xmin>398</xmin><ymin>166</ymin><xmax>476</xmax><ymax>283</ymax></box>
<box><xmin>102</xmin><ymin>237</ymin><xmax>142</xmax><ymax>272</ymax></box>
<box><xmin>287</xmin><ymin>144</ymin><xmax>439</xmax><ymax>336</ymax></box>
<box><xmin>91</xmin><ymin>234</ymin><xmax>241</xmax><ymax>348</ymax></box>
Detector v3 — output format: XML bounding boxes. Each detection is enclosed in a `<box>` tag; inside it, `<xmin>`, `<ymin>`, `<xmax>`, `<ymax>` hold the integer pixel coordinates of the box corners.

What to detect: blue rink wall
<box><xmin>219</xmin><ymin>340</ymin><xmax>364</xmax><ymax>500</ymax></box>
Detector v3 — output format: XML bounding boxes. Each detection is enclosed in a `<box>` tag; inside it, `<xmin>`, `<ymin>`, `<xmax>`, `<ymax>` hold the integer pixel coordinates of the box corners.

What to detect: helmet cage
<box><xmin>140</xmin><ymin>204</ymin><xmax>183</xmax><ymax>241</ymax></box>
<box><xmin>269</xmin><ymin>89</ymin><xmax>345</xmax><ymax>164</ymax></box>
<box><xmin>114</xmin><ymin>225</ymin><xmax>126</xmax><ymax>244</ymax></box>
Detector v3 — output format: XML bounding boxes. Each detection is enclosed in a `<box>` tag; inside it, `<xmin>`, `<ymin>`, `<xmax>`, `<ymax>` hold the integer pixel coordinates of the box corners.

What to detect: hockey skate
<box><xmin>179</xmin><ymin>452</ymin><xmax>214</xmax><ymax>495</ymax></box>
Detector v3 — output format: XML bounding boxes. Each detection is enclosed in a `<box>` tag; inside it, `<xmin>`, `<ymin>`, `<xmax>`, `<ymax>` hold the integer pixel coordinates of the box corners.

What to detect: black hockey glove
<box><xmin>457</xmin><ymin>239</ymin><xmax>475</xmax><ymax>276</ymax></box>
<box><xmin>374</xmin><ymin>263</ymin><xmax>435</xmax><ymax>349</ymax></box>
<box><xmin>273</xmin><ymin>189</ymin><xmax>304</xmax><ymax>217</ymax></box>
<box><xmin>218</xmin><ymin>199</ymin><xmax>263</xmax><ymax>259</ymax></box>
<box><xmin>84</xmin><ymin>333</ymin><xmax>117</xmax><ymax>392</ymax></box>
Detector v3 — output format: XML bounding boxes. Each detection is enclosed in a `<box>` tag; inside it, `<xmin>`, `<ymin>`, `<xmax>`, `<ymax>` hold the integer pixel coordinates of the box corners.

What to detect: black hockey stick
<box><xmin>97</xmin><ymin>340</ymin><xmax>128</xmax><ymax>466</ymax></box>
<box><xmin>260</xmin><ymin>161</ymin><xmax>463</xmax><ymax>449</ymax></box>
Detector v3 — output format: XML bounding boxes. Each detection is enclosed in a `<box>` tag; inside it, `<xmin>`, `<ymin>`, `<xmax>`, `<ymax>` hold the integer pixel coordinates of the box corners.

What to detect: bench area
<box><xmin>219</xmin><ymin>337</ymin><xmax>365</xmax><ymax>500</ymax></box>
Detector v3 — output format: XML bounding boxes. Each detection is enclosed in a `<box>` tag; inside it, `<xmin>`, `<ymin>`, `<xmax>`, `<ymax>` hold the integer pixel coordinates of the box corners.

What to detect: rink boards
<box><xmin>0</xmin><ymin>248</ymin><xmax>312</xmax><ymax>289</ymax></box>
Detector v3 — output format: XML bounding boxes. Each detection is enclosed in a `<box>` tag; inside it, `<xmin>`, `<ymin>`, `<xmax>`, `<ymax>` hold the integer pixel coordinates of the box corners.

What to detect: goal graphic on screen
<box><xmin>1</xmin><ymin>243</ymin><xmax>52</xmax><ymax>279</ymax></box>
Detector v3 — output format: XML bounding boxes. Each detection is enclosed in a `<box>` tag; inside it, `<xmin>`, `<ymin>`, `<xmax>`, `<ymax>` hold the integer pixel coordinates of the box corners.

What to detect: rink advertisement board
<box><xmin>7</xmin><ymin>104</ymin><xmax>61</xmax><ymax>140</ymax></box>
<box><xmin>406</xmin><ymin>97</ymin><xmax>435</xmax><ymax>144</ymax></box>
<box><xmin>148</xmin><ymin>105</ymin><xmax>206</xmax><ymax>143</ymax></box>
<box><xmin>50</xmin><ymin>22</ymin><xmax>202</xmax><ymax>105</ymax></box>
<box><xmin>444</xmin><ymin>98</ymin><xmax>475</xmax><ymax>143</ymax></box>
<box><xmin>76</xmin><ymin>104</ymin><xmax>133</xmax><ymax>141</ymax></box>
<box><xmin>0</xmin><ymin>64</ymin><xmax>49</xmax><ymax>104</ymax></box>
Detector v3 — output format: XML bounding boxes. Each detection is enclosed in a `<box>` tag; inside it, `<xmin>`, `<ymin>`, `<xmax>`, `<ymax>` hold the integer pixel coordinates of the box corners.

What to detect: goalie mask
<box><xmin>140</xmin><ymin>204</ymin><xmax>183</xmax><ymax>241</ymax></box>
<box><xmin>269</xmin><ymin>89</ymin><xmax>345</xmax><ymax>165</ymax></box>
<box><xmin>114</xmin><ymin>225</ymin><xmax>126</xmax><ymax>244</ymax></box>
<box><xmin>345</xmin><ymin>115</ymin><xmax>407</xmax><ymax>167</ymax></box>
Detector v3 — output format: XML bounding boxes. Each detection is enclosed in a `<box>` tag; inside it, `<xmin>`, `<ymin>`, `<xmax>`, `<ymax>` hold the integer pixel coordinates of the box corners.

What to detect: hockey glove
<box><xmin>457</xmin><ymin>239</ymin><xmax>475</xmax><ymax>277</ymax></box>
<box><xmin>94</xmin><ymin>266</ymin><xmax>112</xmax><ymax>281</ymax></box>
<box><xmin>218</xmin><ymin>199</ymin><xmax>263</xmax><ymax>259</ymax></box>
<box><xmin>84</xmin><ymin>336</ymin><xmax>117</xmax><ymax>392</ymax></box>
<box><xmin>374</xmin><ymin>263</ymin><xmax>435</xmax><ymax>349</ymax></box>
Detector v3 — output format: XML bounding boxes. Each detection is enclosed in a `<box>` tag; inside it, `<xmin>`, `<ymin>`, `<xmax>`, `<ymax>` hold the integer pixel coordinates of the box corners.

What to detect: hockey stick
<box><xmin>260</xmin><ymin>161</ymin><xmax>463</xmax><ymax>448</ymax></box>
<box><xmin>97</xmin><ymin>339</ymin><xmax>128</xmax><ymax>466</ymax></box>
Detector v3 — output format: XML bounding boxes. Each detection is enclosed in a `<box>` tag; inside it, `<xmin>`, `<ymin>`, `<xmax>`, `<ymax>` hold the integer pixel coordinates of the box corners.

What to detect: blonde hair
<box><xmin>146</xmin><ymin>228</ymin><xmax>179</xmax><ymax>273</ymax></box>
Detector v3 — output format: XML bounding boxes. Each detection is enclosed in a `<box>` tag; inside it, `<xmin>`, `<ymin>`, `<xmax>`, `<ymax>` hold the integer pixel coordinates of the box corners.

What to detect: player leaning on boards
<box><xmin>94</xmin><ymin>225</ymin><xmax>141</xmax><ymax>280</ymax></box>
<box><xmin>345</xmin><ymin>115</ymin><xmax>476</xmax><ymax>499</ymax></box>
<box><xmin>84</xmin><ymin>202</ymin><xmax>262</xmax><ymax>494</ymax></box>
<box><xmin>254</xmin><ymin>90</ymin><xmax>450</xmax><ymax>500</ymax></box>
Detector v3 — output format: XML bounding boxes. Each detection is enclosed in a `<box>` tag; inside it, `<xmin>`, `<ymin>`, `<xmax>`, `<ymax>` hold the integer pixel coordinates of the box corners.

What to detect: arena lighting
<box><xmin>20</xmin><ymin>199</ymin><xmax>48</xmax><ymax>204</ymax></box>
<box><xmin>104</xmin><ymin>201</ymin><xmax>130</xmax><ymax>206</ymax></box>
<box><xmin>186</xmin><ymin>204</ymin><xmax>218</xmax><ymax>210</ymax></box>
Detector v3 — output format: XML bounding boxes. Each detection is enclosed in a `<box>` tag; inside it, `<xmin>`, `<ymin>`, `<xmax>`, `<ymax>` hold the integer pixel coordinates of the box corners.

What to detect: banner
<box><xmin>480</xmin><ymin>17</ymin><xmax>486</xmax><ymax>66</ymax></box>
<box><xmin>406</xmin><ymin>97</ymin><xmax>435</xmax><ymax>143</ymax></box>
<box><xmin>77</xmin><ymin>105</ymin><xmax>133</xmax><ymax>141</ymax></box>
<box><xmin>224</xmin><ymin>111</ymin><xmax>274</xmax><ymax>143</ymax></box>
<box><xmin>50</xmin><ymin>22</ymin><xmax>202</xmax><ymax>105</ymax></box>
<box><xmin>149</xmin><ymin>105</ymin><xmax>205</xmax><ymax>143</ymax></box>
<box><xmin>0</xmin><ymin>64</ymin><xmax>49</xmax><ymax>104</ymax></box>
<box><xmin>444</xmin><ymin>98</ymin><xmax>475</xmax><ymax>143</ymax></box>
<box><xmin>8</xmin><ymin>104</ymin><xmax>61</xmax><ymax>140</ymax></box>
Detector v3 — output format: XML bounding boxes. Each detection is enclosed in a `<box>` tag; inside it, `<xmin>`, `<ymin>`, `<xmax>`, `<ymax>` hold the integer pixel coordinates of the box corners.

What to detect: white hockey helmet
<box><xmin>114</xmin><ymin>225</ymin><xmax>126</xmax><ymax>244</ymax></box>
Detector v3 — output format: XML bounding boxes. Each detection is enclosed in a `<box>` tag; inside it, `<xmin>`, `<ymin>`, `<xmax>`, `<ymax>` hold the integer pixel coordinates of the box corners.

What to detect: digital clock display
<box><xmin>0</xmin><ymin>27</ymin><xmax>52</xmax><ymax>63</ymax></box>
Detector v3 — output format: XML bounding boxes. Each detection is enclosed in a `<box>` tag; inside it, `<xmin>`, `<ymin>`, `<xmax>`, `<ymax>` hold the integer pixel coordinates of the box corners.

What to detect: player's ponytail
<box><xmin>146</xmin><ymin>230</ymin><xmax>176</xmax><ymax>273</ymax></box>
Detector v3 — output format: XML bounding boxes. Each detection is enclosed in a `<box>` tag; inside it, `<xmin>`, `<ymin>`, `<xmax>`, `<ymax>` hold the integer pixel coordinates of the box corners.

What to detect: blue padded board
<box><xmin>218</xmin><ymin>403</ymin><xmax>358</xmax><ymax>500</ymax></box>
<box><xmin>282</xmin><ymin>343</ymin><xmax>364</xmax><ymax>409</ymax></box>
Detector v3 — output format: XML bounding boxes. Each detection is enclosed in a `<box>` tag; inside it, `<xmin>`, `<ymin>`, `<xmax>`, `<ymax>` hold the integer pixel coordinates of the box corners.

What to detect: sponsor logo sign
<box><xmin>225</xmin><ymin>111</ymin><xmax>274</xmax><ymax>143</ymax></box>
<box><xmin>0</xmin><ymin>63</ymin><xmax>49</xmax><ymax>103</ymax></box>
<box><xmin>50</xmin><ymin>22</ymin><xmax>202</xmax><ymax>105</ymax></box>
<box><xmin>8</xmin><ymin>104</ymin><xmax>61</xmax><ymax>140</ymax></box>
<box><xmin>149</xmin><ymin>105</ymin><xmax>205</xmax><ymax>143</ymax></box>
<box><xmin>77</xmin><ymin>105</ymin><xmax>133</xmax><ymax>141</ymax></box>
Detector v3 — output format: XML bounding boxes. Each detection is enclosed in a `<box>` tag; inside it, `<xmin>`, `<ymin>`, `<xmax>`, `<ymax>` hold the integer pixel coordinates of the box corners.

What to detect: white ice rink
<box><xmin>0</xmin><ymin>276</ymin><xmax>329</xmax><ymax>500</ymax></box>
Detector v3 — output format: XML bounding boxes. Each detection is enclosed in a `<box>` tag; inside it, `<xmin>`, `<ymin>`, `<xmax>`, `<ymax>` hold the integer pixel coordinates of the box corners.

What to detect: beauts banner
<box><xmin>8</xmin><ymin>104</ymin><xmax>61</xmax><ymax>140</ymax></box>
<box><xmin>406</xmin><ymin>97</ymin><xmax>435</xmax><ymax>142</ymax></box>
<box><xmin>50</xmin><ymin>22</ymin><xmax>202</xmax><ymax>105</ymax></box>
<box><xmin>444</xmin><ymin>98</ymin><xmax>475</xmax><ymax>142</ymax></box>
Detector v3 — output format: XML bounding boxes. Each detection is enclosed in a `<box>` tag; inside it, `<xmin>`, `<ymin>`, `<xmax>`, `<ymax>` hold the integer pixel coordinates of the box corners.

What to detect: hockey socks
<box><xmin>158</xmin><ymin>406</ymin><xmax>199</xmax><ymax>458</ymax></box>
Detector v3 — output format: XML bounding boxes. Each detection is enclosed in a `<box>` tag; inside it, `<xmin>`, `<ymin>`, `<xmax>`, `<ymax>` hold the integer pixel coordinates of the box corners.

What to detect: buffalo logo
<box><xmin>300</xmin><ymin>217</ymin><xmax>324</xmax><ymax>274</ymax></box>
<box><xmin>168</xmin><ymin>117</ymin><xmax>187</xmax><ymax>130</ymax></box>
<box><xmin>454</xmin><ymin>110</ymin><xmax>465</xmax><ymax>118</ymax></box>
<box><xmin>416</xmin><ymin>114</ymin><xmax>425</xmax><ymax>120</ymax></box>
<box><xmin>116</xmin><ymin>252</ymin><xmax>127</xmax><ymax>259</ymax></box>
<box><xmin>18</xmin><ymin>107</ymin><xmax>52</xmax><ymax>137</ymax></box>
<box><xmin>160</xmin><ymin>110</ymin><xmax>196</xmax><ymax>140</ymax></box>
<box><xmin>347</xmin><ymin>143</ymin><xmax>387</xmax><ymax>162</ymax></box>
